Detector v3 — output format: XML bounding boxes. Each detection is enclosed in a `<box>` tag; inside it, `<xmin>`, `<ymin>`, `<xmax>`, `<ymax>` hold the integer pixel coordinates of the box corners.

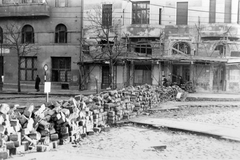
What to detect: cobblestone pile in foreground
<box><xmin>0</xmin><ymin>85</ymin><xmax>186</xmax><ymax>159</ymax></box>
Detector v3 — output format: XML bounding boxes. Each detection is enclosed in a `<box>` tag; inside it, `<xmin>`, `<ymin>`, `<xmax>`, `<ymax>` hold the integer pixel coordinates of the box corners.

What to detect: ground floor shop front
<box><xmin>85</xmin><ymin>60</ymin><xmax>240</xmax><ymax>93</ymax></box>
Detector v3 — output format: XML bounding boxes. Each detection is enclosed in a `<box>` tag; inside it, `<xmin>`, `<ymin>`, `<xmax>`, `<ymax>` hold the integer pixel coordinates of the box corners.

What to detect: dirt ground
<box><xmin>7</xmin><ymin>100</ymin><xmax>240</xmax><ymax>160</ymax></box>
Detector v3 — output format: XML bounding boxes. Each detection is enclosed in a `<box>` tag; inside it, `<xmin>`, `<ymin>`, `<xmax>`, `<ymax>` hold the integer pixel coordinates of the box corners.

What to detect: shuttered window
<box><xmin>176</xmin><ymin>2</ymin><xmax>188</xmax><ymax>25</ymax></box>
<box><xmin>102</xmin><ymin>4</ymin><xmax>112</xmax><ymax>27</ymax></box>
<box><xmin>224</xmin><ymin>0</ymin><xmax>232</xmax><ymax>23</ymax></box>
<box><xmin>209</xmin><ymin>0</ymin><xmax>216</xmax><ymax>23</ymax></box>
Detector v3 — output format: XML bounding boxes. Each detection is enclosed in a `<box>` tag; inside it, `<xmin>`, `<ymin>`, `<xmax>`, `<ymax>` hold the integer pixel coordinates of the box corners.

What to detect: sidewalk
<box><xmin>130</xmin><ymin>117</ymin><xmax>240</xmax><ymax>142</ymax></box>
<box><xmin>0</xmin><ymin>83</ymin><xmax>97</xmax><ymax>96</ymax></box>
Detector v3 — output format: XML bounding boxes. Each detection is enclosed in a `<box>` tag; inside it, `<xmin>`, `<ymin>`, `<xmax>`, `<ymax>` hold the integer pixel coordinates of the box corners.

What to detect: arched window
<box><xmin>172</xmin><ymin>42</ymin><xmax>191</xmax><ymax>55</ymax></box>
<box><xmin>55</xmin><ymin>24</ymin><xmax>67</xmax><ymax>43</ymax></box>
<box><xmin>0</xmin><ymin>27</ymin><xmax>3</xmax><ymax>44</ymax></box>
<box><xmin>22</xmin><ymin>25</ymin><xmax>34</xmax><ymax>43</ymax></box>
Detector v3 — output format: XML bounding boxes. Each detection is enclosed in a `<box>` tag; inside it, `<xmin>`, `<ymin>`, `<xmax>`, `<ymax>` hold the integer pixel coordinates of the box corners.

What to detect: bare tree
<box><xmin>3</xmin><ymin>23</ymin><xmax>39</xmax><ymax>92</ymax></box>
<box><xmin>84</xmin><ymin>4</ymin><xmax>126</xmax><ymax>89</ymax></box>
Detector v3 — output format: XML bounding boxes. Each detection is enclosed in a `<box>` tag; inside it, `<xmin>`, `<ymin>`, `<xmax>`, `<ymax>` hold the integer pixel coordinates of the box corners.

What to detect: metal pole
<box><xmin>0</xmin><ymin>42</ymin><xmax>3</xmax><ymax>91</ymax></box>
<box><xmin>79</xmin><ymin>0</ymin><xmax>84</xmax><ymax>90</ymax></box>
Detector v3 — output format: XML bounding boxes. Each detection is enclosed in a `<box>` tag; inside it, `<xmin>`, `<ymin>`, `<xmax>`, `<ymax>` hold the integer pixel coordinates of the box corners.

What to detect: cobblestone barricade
<box><xmin>0</xmin><ymin>85</ymin><xmax>187</xmax><ymax>159</ymax></box>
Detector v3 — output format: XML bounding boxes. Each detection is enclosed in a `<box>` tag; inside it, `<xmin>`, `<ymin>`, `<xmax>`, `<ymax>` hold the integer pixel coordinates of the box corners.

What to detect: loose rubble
<box><xmin>0</xmin><ymin>85</ymin><xmax>187</xmax><ymax>159</ymax></box>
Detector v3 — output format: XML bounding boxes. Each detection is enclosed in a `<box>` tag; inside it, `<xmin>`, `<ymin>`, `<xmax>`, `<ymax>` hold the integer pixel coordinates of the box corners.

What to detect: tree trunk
<box><xmin>109</xmin><ymin>58</ymin><xmax>113</xmax><ymax>89</ymax></box>
<box><xmin>17</xmin><ymin>55</ymin><xmax>21</xmax><ymax>92</ymax></box>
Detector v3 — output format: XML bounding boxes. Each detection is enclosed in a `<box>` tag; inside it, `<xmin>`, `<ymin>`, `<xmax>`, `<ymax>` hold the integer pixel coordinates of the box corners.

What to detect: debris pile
<box><xmin>0</xmin><ymin>85</ymin><xmax>187</xmax><ymax>159</ymax></box>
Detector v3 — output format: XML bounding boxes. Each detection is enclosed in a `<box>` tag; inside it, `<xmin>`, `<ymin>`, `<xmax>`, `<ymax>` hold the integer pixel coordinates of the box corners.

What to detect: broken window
<box><xmin>215</xmin><ymin>44</ymin><xmax>226</xmax><ymax>57</ymax></box>
<box><xmin>132</xmin><ymin>1</ymin><xmax>150</xmax><ymax>24</ymax></box>
<box><xmin>134</xmin><ymin>42</ymin><xmax>152</xmax><ymax>55</ymax></box>
<box><xmin>172</xmin><ymin>42</ymin><xmax>191</xmax><ymax>55</ymax></box>
<box><xmin>99</xmin><ymin>39</ymin><xmax>114</xmax><ymax>52</ymax></box>
<box><xmin>55</xmin><ymin>24</ymin><xmax>67</xmax><ymax>43</ymax></box>
<box><xmin>22</xmin><ymin>25</ymin><xmax>34</xmax><ymax>44</ymax></box>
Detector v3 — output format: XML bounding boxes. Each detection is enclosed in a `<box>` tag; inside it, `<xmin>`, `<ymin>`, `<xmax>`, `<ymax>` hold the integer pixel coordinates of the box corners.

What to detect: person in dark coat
<box><xmin>35</xmin><ymin>75</ymin><xmax>41</xmax><ymax>92</ymax></box>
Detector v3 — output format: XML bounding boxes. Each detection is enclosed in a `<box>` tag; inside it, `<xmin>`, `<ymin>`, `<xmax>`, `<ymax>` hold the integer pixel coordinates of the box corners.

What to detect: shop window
<box><xmin>22</xmin><ymin>25</ymin><xmax>34</xmax><ymax>44</ymax></box>
<box><xmin>52</xmin><ymin>57</ymin><xmax>71</xmax><ymax>82</ymax></box>
<box><xmin>55</xmin><ymin>24</ymin><xmax>67</xmax><ymax>43</ymax></box>
<box><xmin>132</xmin><ymin>1</ymin><xmax>150</xmax><ymax>24</ymax></box>
<box><xmin>20</xmin><ymin>57</ymin><xmax>37</xmax><ymax>81</ymax></box>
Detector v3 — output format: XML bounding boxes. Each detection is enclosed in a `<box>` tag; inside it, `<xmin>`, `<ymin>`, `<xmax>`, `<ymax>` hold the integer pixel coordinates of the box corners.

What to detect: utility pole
<box><xmin>79</xmin><ymin>0</ymin><xmax>84</xmax><ymax>91</ymax></box>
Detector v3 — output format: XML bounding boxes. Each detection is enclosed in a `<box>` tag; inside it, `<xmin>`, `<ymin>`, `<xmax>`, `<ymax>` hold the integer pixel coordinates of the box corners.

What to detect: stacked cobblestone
<box><xmin>0</xmin><ymin>85</ymin><xmax>186</xmax><ymax>159</ymax></box>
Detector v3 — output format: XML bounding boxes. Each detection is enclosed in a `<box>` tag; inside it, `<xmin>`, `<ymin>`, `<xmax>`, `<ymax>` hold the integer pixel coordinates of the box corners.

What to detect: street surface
<box><xmin>1</xmin><ymin>94</ymin><xmax>240</xmax><ymax>160</ymax></box>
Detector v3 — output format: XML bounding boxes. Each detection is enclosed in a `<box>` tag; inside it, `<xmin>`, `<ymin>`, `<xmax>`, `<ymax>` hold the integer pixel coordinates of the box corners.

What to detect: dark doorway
<box><xmin>102</xmin><ymin>65</ymin><xmax>110</xmax><ymax>89</ymax></box>
<box><xmin>172</xmin><ymin>64</ymin><xmax>190</xmax><ymax>84</ymax></box>
<box><xmin>134</xmin><ymin>65</ymin><xmax>152</xmax><ymax>85</ymax></box>
<box><xmin>213</xmin><ymin>64</ymin><xmax>225</xmax><ymax>92</ymax></box>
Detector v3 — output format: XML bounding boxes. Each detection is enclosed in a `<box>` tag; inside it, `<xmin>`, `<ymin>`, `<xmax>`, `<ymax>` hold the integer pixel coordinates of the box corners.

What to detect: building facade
<box><xmin>83</xmin><ymin>0</ymin><xmax>240</xmax><ymax>93</ymax></box>
<box><xmin>0</xmin><ymin>0</ymin><xmax>82</xmax><ymax>90</ymax></box>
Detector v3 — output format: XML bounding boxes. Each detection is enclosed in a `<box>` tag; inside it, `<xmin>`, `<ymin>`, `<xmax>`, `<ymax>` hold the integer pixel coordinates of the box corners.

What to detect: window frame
<box><xmin>0</xmin><ymin>27</ymin><xmax>3</xmax><ymax>44</ymax></box>
<box><xmin>20</xmin><ymin>56</ymin><xmax>37</xmax><ymax>81</ymax></box>
<box><xmin>55</xmin><ymin>24</ymin><xmax>68</xmax><ymax>43</ymax></box>
<box><xmin>132</xmin><ymin>1</ymin><xmax>150</xmax><ymax>24</ymax></box>
<box><xmin>55</xmin><ymin>0</ymin><xmax>68</xmax><ymax>7</ymax></box>
<box><xmin>102</xmin><ymin>4</ymin><xmax>113</xmax><ymax>28</ymax></box>
<box><xmin>51</xmin><ymin>57</ymin><xmax>71</xmax><ymax>82</ymax></box>
<box><xmin>22</xmin><ymin>25</ymin><xmax>35</xmax><ymax>44</ymax></box>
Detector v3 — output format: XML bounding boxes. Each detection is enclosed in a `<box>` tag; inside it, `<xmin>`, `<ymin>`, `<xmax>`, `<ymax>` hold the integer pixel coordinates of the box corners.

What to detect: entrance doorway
<box><xmin>213</xmin><ymin>64</ymin><xmax>225</xmax><ymax>91</ymax></box>
<box><xmin>172</xmin><ymin>64</ymin><xmax>190</xmax><ymax>85</ymax></box>
<box><xmin>101</xmin><ymin>66</ymin><xmax>110</xmax><ymax>89</ymax></box>
<box><xmin>134</xmin><ymin>65</ymin><xmax>152</xmax><ymax>86</ymax></box>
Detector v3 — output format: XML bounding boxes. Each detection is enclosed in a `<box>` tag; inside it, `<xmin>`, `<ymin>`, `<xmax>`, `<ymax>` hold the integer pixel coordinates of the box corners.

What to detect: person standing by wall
<box><xmin>35</xmin><ymin>75</ymin><xmax>41</xmax><ymax>92</ymax></box>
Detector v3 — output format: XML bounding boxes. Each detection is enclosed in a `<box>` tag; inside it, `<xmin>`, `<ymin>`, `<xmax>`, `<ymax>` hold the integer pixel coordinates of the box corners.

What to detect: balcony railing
<box><xmin>0</xmin><ymin>3</ymin><xmax>50</xmax><ymax>18</ymax></box>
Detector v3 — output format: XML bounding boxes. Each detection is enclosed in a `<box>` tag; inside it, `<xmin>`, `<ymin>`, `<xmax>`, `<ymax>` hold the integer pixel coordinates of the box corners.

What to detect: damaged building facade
<box><xmin>83</xmin><ymin>0</ymin><xmax>240</xmax><ymax>93</ymax></box>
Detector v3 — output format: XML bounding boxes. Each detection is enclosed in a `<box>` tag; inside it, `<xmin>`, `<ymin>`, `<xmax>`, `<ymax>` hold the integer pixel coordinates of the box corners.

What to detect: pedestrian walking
<box><xmin>35</xmin><ymin>75</ymin><xmax>41</xmax><ymax>92</ymax></box>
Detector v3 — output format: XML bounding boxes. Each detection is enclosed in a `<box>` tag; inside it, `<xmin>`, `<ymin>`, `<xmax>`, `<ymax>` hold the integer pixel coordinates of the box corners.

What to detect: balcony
<box><xmin>0</xmin><ymin>3</ymin><xmax>50</xmax><ymax>18</ymax></box>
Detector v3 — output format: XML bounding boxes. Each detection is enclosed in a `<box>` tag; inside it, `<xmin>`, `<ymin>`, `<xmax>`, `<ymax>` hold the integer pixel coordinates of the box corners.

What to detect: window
<box><xmin>102</xmin><ymin>4</ymin><xmax>112</xmax><ymax>27</ymax></box>
<box><xmin>0</xmin><ymin>27</ymin><xmax>3</xmax><ymax>44</ymax></box>
<box><xmin>231</xmin><ymin>51</ymin><xmax>240</xmax><ymax>57</ymax></box>
<box><xmin>159</xmin><ymin>8</ymin><xmax>162</xmax><ymax>25</ymax></box>
<box><xmin>83</xmin><ymin>45</ymin><xmax>90</xmax><ymax>54</ymax></box>
<box><xmin>52</xmin><ymin>57</ymin><xmax>71</xmax><ymax>82</ymax></box>
<box><xmin>172</xmin><ymin>42</ymin><xmax>191</xmax><ymax>55</ymax></box>
<box><xmin>224</xmin><ymin>0</ymin><xmax>232</xmax><ymax>23</ymax></box>
<box><xmin>209</xmin><ymin>0</ymin><xmax>216</xmax><ymax>23</ymax></box>
<box><xmin>215</xmin><ymin>44</ymin><xmax>226</xmax><ymax>57</ymax></box>
<box><xmin>176</xmin><ymin>2</ymin><xmax>188</xmax><ymax>25</ymax></box>
<box><xmin>55</xmin><ymin>24</ymin><xmax>67</xmax><ymax>43</ymax></box>
<box><xmin>56</xmin><ymin>0</ymin><xmax>67</xmax><ymax>7</ymax></box>
<box><xmin>132</xmin><ymin>1</ymin><xmax>150</xmax><ymax>24</ymax></box>
<box><xmin>20</xmin><ymin>57</ymin><xmax>37</xmax><ymax>81</ymax></box>
<box><xmin>135</xmin><ymin>42</ymin><xmax>152</xmax><ymax>55</ymax></box>
<box><xmin>22</xmin><ymin>25</ymin><xmax>34</xmax><ymax>43</ymax></box>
